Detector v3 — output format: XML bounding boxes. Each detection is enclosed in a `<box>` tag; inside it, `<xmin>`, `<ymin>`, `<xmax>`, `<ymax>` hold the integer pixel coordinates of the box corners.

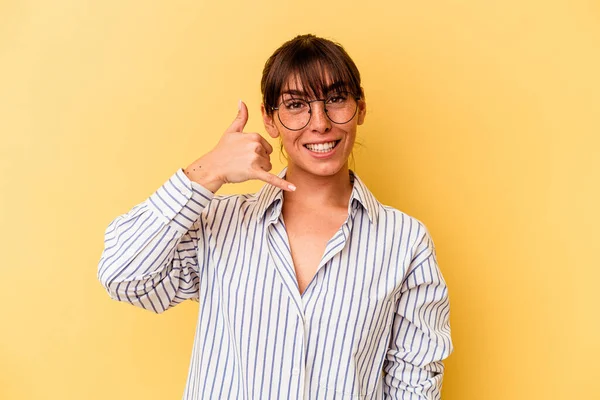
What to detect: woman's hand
<box><xmin>184</xmin><ymin>100</ymin><xmax>296</xmax><ymax>193</ymax></box>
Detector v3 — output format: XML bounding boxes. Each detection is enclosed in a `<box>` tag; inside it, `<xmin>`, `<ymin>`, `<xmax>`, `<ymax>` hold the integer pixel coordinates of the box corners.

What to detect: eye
<box><xmin>326</xmin><ymin>92</ymin><xmax>349</xmax><ymax>104</ymax></box>
<box><xmin>283</xmin><ymin>99</ymin><xmax>308</xmax><ymax>111</ymax></box>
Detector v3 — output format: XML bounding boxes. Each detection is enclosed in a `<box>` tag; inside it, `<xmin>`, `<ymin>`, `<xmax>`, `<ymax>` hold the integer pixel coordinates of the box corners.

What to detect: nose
<box><xmin>308</xmin><ymin>101</ymin><xmax>331</xmax><ymax>133</ymax></box>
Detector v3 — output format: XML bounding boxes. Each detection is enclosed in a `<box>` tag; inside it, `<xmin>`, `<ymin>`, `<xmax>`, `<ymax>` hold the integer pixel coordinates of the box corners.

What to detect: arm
<box><xmin>97</xmin><ymin>100</ymin><xmax>294</xmax><ymax>313</ymax></box>
<box><xmin>382</xmin><ymin>227</ymin><xmax>453</xmax><ymax>399</ymax></box>
<box><xmin>97</xmin><ymin>168</ymin><xmax>214</xmax><ymax>313</ymax></box>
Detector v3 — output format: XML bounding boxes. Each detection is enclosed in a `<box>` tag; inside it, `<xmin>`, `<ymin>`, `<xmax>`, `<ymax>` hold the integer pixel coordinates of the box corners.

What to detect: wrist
<box><xmin>184</xmin><ymin>158</ymin><xmax>224</xmax><ymax>193</ymax></box>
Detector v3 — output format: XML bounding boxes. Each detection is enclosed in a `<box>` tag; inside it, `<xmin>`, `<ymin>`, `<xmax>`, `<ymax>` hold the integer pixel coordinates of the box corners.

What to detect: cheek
<box><xmin>343</xmin><ymin>129</ymin><xmax>357</xmax><ymax>144</ymax></box>
<box><xmin>280</xmin><ymin>132</ymin><xmax>302</xmax><ymax>148</ymax></box>
<box><xmin>277</xmin><ymin>136</ymin><xmax>296</xmax><ymax>158</ymax></box>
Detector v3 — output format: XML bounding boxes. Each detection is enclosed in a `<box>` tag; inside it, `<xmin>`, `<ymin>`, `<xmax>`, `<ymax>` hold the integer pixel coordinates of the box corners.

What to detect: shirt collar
<box><xmin>348</xmin><ymin>169</ymin><xmax>380</xmax><ymax>224</ymax></box>
<box><xmin>255</xmin><ymin>168</ymin><xmax>286</xmax><ymax>223</ymax></box>
<box><xmin>255</xmin><ymin>167</ymin><xmax>380</xmax><ymax>224</ymax></box>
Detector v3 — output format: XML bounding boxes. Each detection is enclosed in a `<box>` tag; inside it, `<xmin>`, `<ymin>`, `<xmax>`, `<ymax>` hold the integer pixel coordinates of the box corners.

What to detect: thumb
<box><xmin>225</xmin><ymin>100</ymin><xmax>248</xmax><ymax>133</ymax></box>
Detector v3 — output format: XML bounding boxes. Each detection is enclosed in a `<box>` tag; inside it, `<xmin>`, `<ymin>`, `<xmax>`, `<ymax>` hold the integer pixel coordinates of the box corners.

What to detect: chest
<box><xmin>282</xmin><ymin>207</ymin><xmax>348</xmax><ymax>294</ymax></box>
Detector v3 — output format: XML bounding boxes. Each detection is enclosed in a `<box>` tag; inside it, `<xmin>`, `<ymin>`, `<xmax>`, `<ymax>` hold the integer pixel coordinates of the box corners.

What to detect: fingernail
<box><xmin>238</xmin><ymin>99</ymin><xmax>242</xmax><ymax>111</ymax></box>
<box><xmin>288</xmin><ymin>184</ymin><xmax>296</xmax><ymax>191</ymax></box>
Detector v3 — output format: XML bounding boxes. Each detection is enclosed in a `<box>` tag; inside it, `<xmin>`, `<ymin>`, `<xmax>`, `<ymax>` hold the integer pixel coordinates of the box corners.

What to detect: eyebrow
<box><xmin>281</xmin><ymin>81</ymin><xmax>347</xmax><ymax>97</ymax></box>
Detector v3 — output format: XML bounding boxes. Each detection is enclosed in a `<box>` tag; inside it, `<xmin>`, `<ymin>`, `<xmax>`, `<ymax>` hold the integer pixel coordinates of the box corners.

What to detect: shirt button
<box><xmin>292</xmin><ymin>368</ymin><xmax>300</xmax><ymax>376</ymax></box>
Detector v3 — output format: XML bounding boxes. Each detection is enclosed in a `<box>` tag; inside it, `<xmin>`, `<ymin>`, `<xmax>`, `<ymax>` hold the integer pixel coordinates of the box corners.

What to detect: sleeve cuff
<box><xmin>148</xmin><ymin>168</ymin><xmax>214</xmax><ymax>233</ymax></box>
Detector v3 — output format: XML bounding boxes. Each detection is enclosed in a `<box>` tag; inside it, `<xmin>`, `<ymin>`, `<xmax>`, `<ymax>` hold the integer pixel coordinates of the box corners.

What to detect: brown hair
<box><xmin>261</xmin><ymin>34</ymin><xmax>364</xmax><ymax>117</ymax></box>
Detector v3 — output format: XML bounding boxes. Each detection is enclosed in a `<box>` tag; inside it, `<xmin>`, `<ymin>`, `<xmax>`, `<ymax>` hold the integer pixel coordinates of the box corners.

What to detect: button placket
<box><xmin>294</xmin><ymin>318</ymin><xmax>307</xmax><ymax>399</ymax></box>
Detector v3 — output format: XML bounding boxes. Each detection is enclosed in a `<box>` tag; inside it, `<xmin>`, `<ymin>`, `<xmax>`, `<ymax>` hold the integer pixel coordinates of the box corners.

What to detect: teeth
<box><xmin>305</xmin><ymin>141</ymin><xmax>337</xmax><ymax>153</ymax></box>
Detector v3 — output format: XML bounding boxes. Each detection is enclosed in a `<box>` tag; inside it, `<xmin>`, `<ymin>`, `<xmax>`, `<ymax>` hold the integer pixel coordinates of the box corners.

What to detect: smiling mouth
<box><xmin>303</xmin><ymin>140</ymin><xmax>341</xmax><ymax>153</ymax></box>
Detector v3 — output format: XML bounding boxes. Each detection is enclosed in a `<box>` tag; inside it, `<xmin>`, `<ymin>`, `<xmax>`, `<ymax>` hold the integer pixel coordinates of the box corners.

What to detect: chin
<box><xmin>296</xmin><ymin>160</ymin><xmax>348</xmax><ymax>177</ymax></box>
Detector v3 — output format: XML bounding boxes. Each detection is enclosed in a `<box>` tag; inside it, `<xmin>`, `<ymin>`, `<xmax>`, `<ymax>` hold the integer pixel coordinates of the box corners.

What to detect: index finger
<box><xmin>254</xmin><ymin>169</ymin><xmax>296</xmax><ymax>192</ymax></box>
<box><xmin>246</xmin><ymin>132</ymin><xmax>273</xmax><ymax>155</ymax></box>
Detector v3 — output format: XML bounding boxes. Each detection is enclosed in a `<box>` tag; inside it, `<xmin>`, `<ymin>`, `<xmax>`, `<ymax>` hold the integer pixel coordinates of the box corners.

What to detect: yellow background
<box><xmin>1</xmin><ymin>0</ymin><xmax>598</xmax><ymax>399</ymax></box>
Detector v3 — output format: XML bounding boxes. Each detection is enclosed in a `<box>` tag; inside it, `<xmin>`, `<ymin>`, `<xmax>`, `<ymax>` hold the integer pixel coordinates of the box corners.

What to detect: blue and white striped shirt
<box><xmin>98</xmin><ymin>167</ymin><xmax>453</xmax><ymax>399</ymax></box>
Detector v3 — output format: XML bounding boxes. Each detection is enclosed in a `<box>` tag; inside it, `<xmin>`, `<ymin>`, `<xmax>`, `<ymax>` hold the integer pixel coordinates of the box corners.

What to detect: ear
<box><xmin>357</xmin><ymin>97</ymin><xmax>367</xmax><ymax>126</ymax></box>
<box><xmin>261</xmin><ymin>103</ymin><xmax>280</xmax><ymax>139</ymax></box>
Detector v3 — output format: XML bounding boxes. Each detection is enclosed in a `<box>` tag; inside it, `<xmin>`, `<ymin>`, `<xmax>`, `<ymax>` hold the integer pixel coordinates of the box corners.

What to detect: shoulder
<box><xmin>377</xmin><ymin>203</ymin><xmax>435</xmax><ymax>252</ymax></box>
<box><xmin>203</xmin><ymin>191</ymin><xmax>258</xmax><ymax>215</ymax></box>
<box><xmin>351</xmin><ymin>171</ymin><xmax>431</xmax><ymax>248</ymax></box>
<box><xmin>199</xmin><ymin>191</ymin><xmax>264</xmax><ymax>228</ymax></box>
<box><xmin>376</xmin><ymin>205</ymin><xmax>438</xmax><ymax>273</ymax></box>
<box><xmin>379</xmin><ymin>204</ymin><xmax>428</xmax><ymax>233</ymax></box>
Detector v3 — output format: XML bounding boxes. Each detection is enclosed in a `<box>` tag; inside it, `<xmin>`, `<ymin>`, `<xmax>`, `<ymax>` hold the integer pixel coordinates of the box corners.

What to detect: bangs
<box><xmin>261</xmin><ymin>35</ymin><xmax>363</xmax><ymax>114</ymax></box>
<box><xmin>281</xmin><ymin>59</ymin><xmax>356</xmax><ymax>101</ymax></box>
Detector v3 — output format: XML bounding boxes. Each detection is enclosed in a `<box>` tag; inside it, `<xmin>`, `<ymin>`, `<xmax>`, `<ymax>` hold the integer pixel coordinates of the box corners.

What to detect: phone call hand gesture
<box><xmin>184</xmin><ymin>101</ymin><xmax>296</xmax><ymax>193</ymax></box>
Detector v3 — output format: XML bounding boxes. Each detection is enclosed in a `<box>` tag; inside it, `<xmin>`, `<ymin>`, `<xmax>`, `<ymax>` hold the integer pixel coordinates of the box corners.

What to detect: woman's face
<box><xmin>261</xmin><ymin>74</ymin><xmax>366</xmax><ymax>178</ymax></box>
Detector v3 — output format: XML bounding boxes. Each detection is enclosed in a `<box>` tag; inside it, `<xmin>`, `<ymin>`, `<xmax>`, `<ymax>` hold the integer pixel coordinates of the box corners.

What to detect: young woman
<box><xmin>98</xmin><ymin>34</ymin><xmax>453</xmax><ymax>399</ymax></box>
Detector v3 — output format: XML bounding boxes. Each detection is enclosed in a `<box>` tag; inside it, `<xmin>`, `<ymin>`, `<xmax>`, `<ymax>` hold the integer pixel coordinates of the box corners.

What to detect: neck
<box><xmin>282</xmin><ymin>163</ymin><xmax>353</xmax><ymax>209</ymax></box>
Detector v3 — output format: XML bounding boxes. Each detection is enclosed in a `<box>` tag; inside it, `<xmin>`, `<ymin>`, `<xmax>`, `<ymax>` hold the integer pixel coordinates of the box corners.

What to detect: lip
<box><xmin>302</xmin><ymin>139</ymin><xmax>341</xmax><ymax>146</ymax></box>
<box><xmin>303</xmin><ymin>139</ymin><xmax>341</xmax><ymax>158</ymax></box>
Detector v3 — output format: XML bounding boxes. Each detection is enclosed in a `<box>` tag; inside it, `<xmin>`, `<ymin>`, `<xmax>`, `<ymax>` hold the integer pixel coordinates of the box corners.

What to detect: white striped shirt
<box><xmin>98</xmin><ymin>167</ymin><xmax>453</xmax><ymax>399</ymax></box>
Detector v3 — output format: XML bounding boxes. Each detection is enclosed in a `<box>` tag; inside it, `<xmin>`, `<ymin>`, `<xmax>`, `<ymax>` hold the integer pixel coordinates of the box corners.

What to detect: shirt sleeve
<box><xmin>97</xmin><ymin>168</ymin><xmax>214</xmax><ymax>313</ymax></box>
<box><xmin>382</xmin><ymin>226</ymin><xmax>454</xmax><ymax>399</ymax></box>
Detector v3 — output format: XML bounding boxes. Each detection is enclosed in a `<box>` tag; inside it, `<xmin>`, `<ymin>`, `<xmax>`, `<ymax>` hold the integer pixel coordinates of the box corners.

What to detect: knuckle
<box><xmin>251</xmin><ymin>157</ymin><xmax>264</xmax><ymax>170</ymax></box>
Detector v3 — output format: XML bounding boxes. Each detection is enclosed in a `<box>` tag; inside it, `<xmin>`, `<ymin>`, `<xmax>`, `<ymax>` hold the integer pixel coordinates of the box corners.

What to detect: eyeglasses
<box><xmin>271</xmin><ymin>91</ymin><xmax>361</xmax><ymax>131</ymax></box>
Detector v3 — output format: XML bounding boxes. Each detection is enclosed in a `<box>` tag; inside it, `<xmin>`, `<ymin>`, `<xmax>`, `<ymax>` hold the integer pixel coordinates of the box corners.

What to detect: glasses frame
<box><xmin>270</xmin><ymin>92</ymin><xmax>361</xmax><ymax>131</ymax></box>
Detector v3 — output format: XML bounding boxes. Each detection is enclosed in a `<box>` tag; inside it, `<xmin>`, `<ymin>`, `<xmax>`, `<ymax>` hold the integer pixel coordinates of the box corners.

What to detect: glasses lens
<box><xmin>277</xmin><ymin>97</ymin><xmax>311</xmax><ymax>130</ymax></box>
<box><xmin>324</xmin><ymin>92</ymin><xmax>358</xmax><ymax>124</ymax></box>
